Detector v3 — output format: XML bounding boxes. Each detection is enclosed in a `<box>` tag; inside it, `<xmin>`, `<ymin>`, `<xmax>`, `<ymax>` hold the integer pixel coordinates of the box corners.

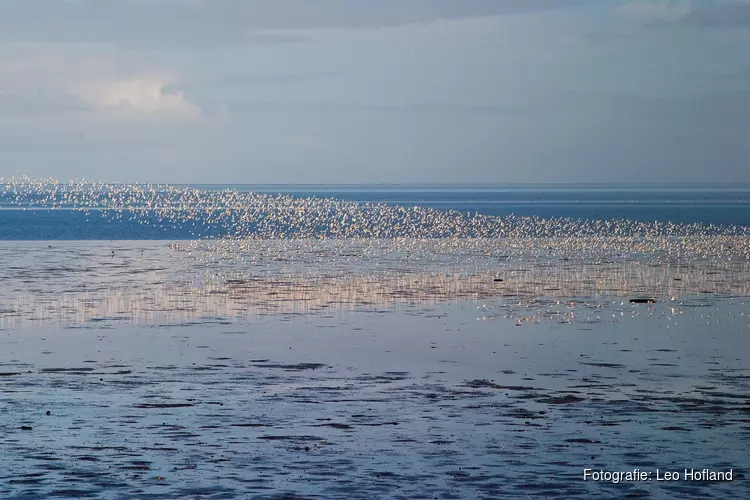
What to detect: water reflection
<box><xmin>1</xmin><ymin>238</ymin><xmax>749</xmax><ymax>327</ymax></box>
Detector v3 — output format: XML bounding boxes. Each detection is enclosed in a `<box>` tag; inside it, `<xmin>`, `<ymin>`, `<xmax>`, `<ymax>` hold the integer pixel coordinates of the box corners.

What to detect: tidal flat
<box><xmin>0</xmin><ymin>240</ymin><xmax>748</xmax><ymax>499</ymax></box>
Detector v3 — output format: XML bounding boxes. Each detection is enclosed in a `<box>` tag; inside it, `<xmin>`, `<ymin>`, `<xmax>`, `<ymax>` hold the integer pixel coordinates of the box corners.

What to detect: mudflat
<box><xmin>1</xmin><ymin>295</ymin><xmax>748</xmax><ymax>499</ymax></box>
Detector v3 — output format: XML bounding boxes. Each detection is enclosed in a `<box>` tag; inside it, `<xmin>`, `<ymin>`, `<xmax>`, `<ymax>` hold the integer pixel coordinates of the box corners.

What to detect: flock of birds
<box><xmin>2</xmin><ymin>176</ymin><xmax>750</xmax><ymax>244</ymax></box>
<box><xmin>1</xmin><ymin>176</ymin><xmax>749</xmax><ymax>325</ymax></box>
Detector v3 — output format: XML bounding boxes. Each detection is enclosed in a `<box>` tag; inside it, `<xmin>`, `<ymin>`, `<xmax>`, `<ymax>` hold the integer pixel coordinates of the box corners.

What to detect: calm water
<box><xmin>1</xmin><ymin>182</ymin><xmax>748</xmax><ymax>498</ymax></box>
<box><xmin>1</xmin><ymin>298</ymin><xmax>748</xmax><ymax>499</ymax></box>
<box><xmin>2</xmin><ymin>184</ymin><xmax>750</xmax><ymax>240</ymax></box>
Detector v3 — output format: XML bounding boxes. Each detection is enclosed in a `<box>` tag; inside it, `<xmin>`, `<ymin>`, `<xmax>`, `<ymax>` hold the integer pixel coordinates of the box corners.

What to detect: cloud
<box><xmin>619</xmin><ymin>0</ymin><xmax>750</xmax><ymax>27</ymax></box>
<box><xmin>0</xmin><ymin>47</ymin><xmax>200</xmax><ymax>120</ymax></box>
<box><xmin>0</xmin><ymin>0</ymin><xmax>588</xmax><ymax>47</ymax></box>
<box><xmin>618</xmin><ymin>0</ymin><xmax>694</xmax><ymax>23</ymax></box>
<box><xmin>74</xmin><ymin>77</ymin><xmax>201</xmax><ymax>119</ymax></box>
<box><xmin>683</xmin><ymin>2</ymin><xmax>750</xmax><ymax>26</ymax></box>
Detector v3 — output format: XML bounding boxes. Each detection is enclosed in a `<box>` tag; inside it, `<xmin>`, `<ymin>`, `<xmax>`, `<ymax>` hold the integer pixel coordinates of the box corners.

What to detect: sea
<box><xmin>1</xmin><ymin>181</ymin><xmax>748</xmax><ymax>499</ymax></box>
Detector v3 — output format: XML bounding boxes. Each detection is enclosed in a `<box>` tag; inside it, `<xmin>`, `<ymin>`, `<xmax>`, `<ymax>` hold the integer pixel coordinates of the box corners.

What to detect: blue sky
<box><xmin>0</xmin><ymin>0</ymin><xmax>748</xmax><ymax>184</ymax></box>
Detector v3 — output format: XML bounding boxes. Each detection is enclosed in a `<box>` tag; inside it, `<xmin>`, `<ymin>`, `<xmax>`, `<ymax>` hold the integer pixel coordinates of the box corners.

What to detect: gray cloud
<box><xmin>683</xmin><ymin>4</ymin><xmax>750</xmax><ymax>27</ymax></box>
<box><xmin>0</xmin><ymin>90</ymin><xmax>89</xmax><ymax>117</ymax></box>
<box><xmin>627</xmin><ymin>1</ymin><xmax>750</xmax><ymax>29</ymax></box>
<box><xmin>0</xmin><ymin>0</ymin><xmax>587</xmax><ymax>47</ymax></box>
<box><xmin>1</xmin><ymin>0</ymin><xmax>747</xmax><ymax>184</ymax></box>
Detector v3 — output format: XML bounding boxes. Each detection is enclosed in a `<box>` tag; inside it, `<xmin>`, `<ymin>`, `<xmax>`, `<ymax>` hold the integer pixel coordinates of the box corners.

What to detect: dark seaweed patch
<box><xmin>316</xmin><ymin>423</ymin><xmax>352</xmax><ymax>430</ymax></box>
<box><xmin>630</xmin><ymin>298</ymin><xmax>657</xmax><ymax>304</ymax></box>
<box><xmin>464</xmin><ymin>379</ymin><xmax>542</xmax><ymax>391</ymax></box>
<box><xmin>40</xmin><ymin>367</ymin><xmax>95</xmax><ymax>373</ymax></box>
<box><xmin>254</xmin><ymin>363</ymin><xmax>326</xmax><ymax>371</ymax></box>
<box><xmin>538</xmin><ymin>394</ymin><xmax>585</xmax><ymax>404</ymax></box>
<box><xmin>257</xmin><ymin>435</ymin><xmax>326</xmax><ymax>442</ymax></box>
<box><xmin>579</xmin><ymin>362</ymin><xmax>625</xmax><ymax>369</ymax></box>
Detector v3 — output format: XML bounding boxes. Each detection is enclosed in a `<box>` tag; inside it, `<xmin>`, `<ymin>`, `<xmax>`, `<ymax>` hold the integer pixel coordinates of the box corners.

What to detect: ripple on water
<box><xmin>0</xmin><ymin>181</ymin><xmax>749</xmax><ymax>497</ymax></box>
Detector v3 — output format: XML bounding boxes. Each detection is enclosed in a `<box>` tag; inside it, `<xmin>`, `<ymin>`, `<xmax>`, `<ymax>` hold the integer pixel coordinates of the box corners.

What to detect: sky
<box><xmin>0</xmin><ymin>0</ymin><xmax>748</xmax><ymax>184</ymax></box>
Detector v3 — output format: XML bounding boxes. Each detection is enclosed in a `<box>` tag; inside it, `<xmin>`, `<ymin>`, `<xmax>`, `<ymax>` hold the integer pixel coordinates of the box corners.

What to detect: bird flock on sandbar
<box><xmin>2</xmin><ymin>176</ymin><xmax>749</xmax><ymax>244</ymax></box>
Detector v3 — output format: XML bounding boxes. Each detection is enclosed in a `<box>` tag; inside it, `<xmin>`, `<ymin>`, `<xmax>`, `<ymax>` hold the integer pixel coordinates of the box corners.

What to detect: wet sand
<box><xmin>1</xmin><ymin>298</ymin><xmax>748</xmax><ymax>499</ymax></box>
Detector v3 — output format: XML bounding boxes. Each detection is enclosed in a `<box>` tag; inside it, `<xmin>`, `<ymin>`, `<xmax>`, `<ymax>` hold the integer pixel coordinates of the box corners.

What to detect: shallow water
<box><xmin>1</xmin><ymin>299</ymin><xmax>748</xmax><ymax>499</ymax></box>
<box><xmin>2</xmin><ymin>239</ymin><xmax>750</xmax><ymax>328</ymax></box>
<box><xmin>0</xmin><ymin>234</ymin><xmax>748</xmax><ymax>498</ymax></box>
